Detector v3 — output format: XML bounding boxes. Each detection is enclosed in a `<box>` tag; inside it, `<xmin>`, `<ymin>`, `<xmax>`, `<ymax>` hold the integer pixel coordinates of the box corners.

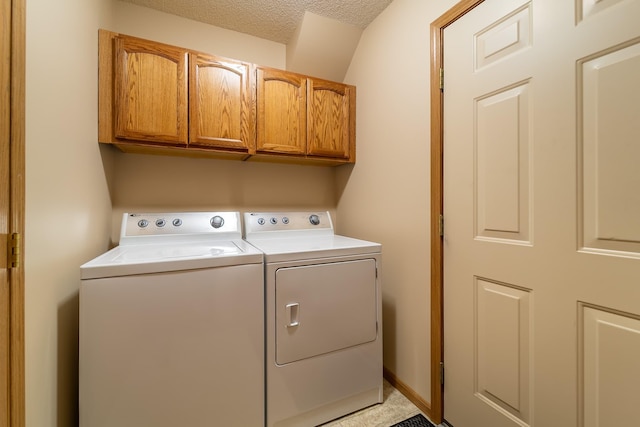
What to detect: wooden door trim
<box><xmin>9</xmin><ymin>0</ymin><xmax>25</xmax><ymax>425</ymax></box>
<box><xmin>430</xmin><ymin>0</ymin><xmax>485</xmax><ymax>423</ymax></box>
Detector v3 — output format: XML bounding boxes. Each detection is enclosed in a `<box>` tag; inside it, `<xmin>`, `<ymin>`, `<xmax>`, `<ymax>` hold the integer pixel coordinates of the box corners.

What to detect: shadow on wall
<box><xmin>381</xmin><ymin>297</ymin><xmax>396</xmax><ymax>374</ymax></box>
<box><xmin>58</xmin><ymin>292</ymin><xmax>79</xmax><ymax>427</ymax></box>
<box><xmin>102</xmin><ymin>147</ymin><xmax>339</xmax><ymax>214</ymax></box>
<box><xmin>334</xmin><ymin>163</ymin><xmax>355</xmax><ymax>210</ymax></box>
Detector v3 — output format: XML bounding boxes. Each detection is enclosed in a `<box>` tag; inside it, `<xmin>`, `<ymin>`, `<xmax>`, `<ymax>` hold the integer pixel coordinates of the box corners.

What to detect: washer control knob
<box><xmin>172</xmin><ymin>218</ymin><xmax>182</xmax><ymax>227</ymax></box>
<box><xmin>155</xmin><ymin>219</ymin><xmax>166</xmax><ymax>227</ymax></box>
<box><xmin>138</xmin><ymin>219</ymin><xmax>149</xmax><ymax>228</ymax></box>
<box><xmin>282</xmin><ymin>217</ymin><xmax>290</xmax><ymax>225</ymax></box>
<box><xmin>210</xmin><ymin>215</ymin><xmax>225</xmax><ymax>229</ymax></box>
<box><xmin>257</xmin><ymin>218</ymin><xmax>265</xmax><ymax>225</ymax></box>
<box><xmin>309</xmin><ymin>214</ymin><xmax>320</xmax><ymax>226</ymax></box>
<box><xmin>270</xmin><ymin>217</ymin><xmax>278</xmax><ymax>225</ymax></box>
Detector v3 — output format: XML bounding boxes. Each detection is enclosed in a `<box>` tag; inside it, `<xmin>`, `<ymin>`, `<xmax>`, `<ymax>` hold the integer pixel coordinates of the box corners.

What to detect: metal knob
<box><xmin>309</xmin><ymin>214</ymin><xmax>320</xmax><ymax>226</ymax></box>
<box><xmin>210</xmin><ymin>215</ymin><xmax>225</xmax><ymax>229</ymax></box>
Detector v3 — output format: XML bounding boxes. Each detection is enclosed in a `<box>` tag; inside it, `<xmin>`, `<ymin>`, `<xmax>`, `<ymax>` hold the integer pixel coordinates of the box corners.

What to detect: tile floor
<box><xmin>321</xmin><ymin>380</ymin><xmax>443</xmax><ymax>427</ymax></box>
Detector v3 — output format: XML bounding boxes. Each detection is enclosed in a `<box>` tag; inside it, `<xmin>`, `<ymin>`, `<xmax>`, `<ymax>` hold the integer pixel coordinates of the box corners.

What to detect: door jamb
<box><xmin>430</xmin><ymin>1</ymin><xmax>485</xmax><ymax>424</ymax></box>
<box><xmin>8</xmin><ymin>0</ymin><xmax>26</xmax><ymax>425</ymax></box>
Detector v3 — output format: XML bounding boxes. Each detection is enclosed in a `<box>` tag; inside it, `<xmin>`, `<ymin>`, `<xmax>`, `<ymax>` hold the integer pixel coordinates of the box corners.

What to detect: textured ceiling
<box><xmin>120</xmin><ymin>0</ymin><xmax>394</xmax><ymax>44</ymax></box>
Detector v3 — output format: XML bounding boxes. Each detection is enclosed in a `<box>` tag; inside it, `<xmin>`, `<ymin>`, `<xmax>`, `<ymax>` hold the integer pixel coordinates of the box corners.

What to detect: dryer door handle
<box><xmin>285</xmin><ymin>303</ymin><xmax>300</xmax><ymax>328</ymax></box>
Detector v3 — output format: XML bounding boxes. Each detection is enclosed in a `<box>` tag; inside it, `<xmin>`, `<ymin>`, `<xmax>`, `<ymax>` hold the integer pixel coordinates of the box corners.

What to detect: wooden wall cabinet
<box><xmin>99</xmin><ymin>30</ymin><xmax>255</xmax><ymax>160</ymax></box>
<box><xmin>307</xmin><ymin>78</ymin><xmax>354</xmax><ymax>161</ymax></box>
<box><xmin>189</xmin><ymin>52</ymin><xmax>255</xmax><ymax>152</ymax></box>
<box><xmin>99</xmin><ymin>30</ymin><xmax>354</xmax><ymax>165</ymax></box>
<box><xmin>256</xmin><ymin>67</ymin><xmax>307</xmax><ymax>156</ymax></box>
<box><xmin>256</xmin><ymin>67</ymin><xmax>355</xmax><ymax>164</ymax></box>
<box><xmin>112</xmin><ymin>34</ymin><xmax>188</xmax><ymax>145</ymax></box>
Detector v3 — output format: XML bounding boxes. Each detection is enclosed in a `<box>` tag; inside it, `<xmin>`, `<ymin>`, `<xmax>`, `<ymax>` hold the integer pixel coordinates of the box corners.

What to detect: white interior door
<box><xmin>443</xmin><ymin>1</ymin><xmax>640</xmax><ymax>426</ymax></box>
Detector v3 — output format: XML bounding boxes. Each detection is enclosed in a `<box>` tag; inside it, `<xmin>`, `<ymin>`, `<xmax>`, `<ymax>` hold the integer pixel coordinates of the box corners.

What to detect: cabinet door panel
<box><xmin>190</xmin><ymin>54</ymin><xmax>255</xmax><ymax>151</ymax></box>
<box><xmin>114</xmin><ymin>36</ymin><xmax>187</xmax><ymax>145</ymax></box>
<box><xmin>256</xmin><ymin>68</ymin><xmax>306</xmax><ymax>155</ymax></box>
<box><xmin>307</xmin><ymin>79</ymin><xmax>352</xmax><ymax>159</ymax></box>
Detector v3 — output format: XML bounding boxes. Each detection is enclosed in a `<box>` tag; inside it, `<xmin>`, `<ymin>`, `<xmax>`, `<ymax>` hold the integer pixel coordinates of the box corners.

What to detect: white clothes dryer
<box><xmin>80</xmin><ymin>212</ymin><xmax>264</xmax><ymax>427</ymax></box>
<box><xmin>244</xmin><ymin>211</ymin><xmax>383</xmax><ymax>427</ymax></box>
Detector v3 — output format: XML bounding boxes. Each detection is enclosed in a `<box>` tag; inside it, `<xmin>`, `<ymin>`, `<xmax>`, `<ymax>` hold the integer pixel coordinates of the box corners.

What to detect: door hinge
<box><xmin>440</xmin><ymin>361</ymin><xmax>445</xmax><ymax>386</ymax></box>
<box><xmin>9</xmin><ymin>233</ymin><xmax>21</xmax><ymax>269</ymax></box>
<box><xmin>439</xmin><ymin>67</ymin><xmax>444</xmax><ymax>91</ymax></box>
<box><xmin>439</xmin><ymin>214</ymin><xmax>444</xmax><ymax>237</ymax></box>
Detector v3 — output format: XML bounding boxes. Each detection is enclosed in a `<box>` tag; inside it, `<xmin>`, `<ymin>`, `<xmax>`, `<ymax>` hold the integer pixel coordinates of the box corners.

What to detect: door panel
<box><xmin>114</xmin><ymin>36</ymin><xmax>188</xmax><ymax>145</ymax></box>
<box><xmin>475</xmin><ymin>82</ymin><xmax>531</xmax><ymax>243</ymax></box>
<box><xmin>475</xmin><ymin>278</ymin><xmax>531</xmax><ymax>424</ymax></box>
<box><xmin>275</xmin><ymin>260</ymin><xmax>377</xmax><ymax>365</ymax></box>
<box><xmin>189</xmin><ymin>53</ymin><xmax>254</xmax><ymax>151</ymax></box>
<box><xmin>443</xmin><ymin>0</ymin><xmax>640</xmax><ymax>426</ymax></box>
<box><xmin>580</xmin><ymin>304</ymin><xmax>640</xmax><ymax>427</ymax></box>
<box><xmin>256</xmin><ymin>67</ymin><xmax>307</xmax><ymax>155</ymax></box>
<box><xmin>579</xmin><ymin>41</ymin><xmax>640</xmax><ymax>255</ymax></box>
<box><xmin>307</xmin><ymin>79</ymin><xmax>351</xmax><ymax>159</ymax></box>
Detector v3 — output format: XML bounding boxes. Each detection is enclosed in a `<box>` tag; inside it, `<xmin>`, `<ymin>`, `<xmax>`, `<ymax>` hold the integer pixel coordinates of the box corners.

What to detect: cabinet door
<box><xmin>307</xmin><ymin>79</ymin><xmax>354</xmax><ymax>160</ymax></box>
<box><xmin>256</xmin><ymin>67</ymin><xmax>306</xmax><ymax>155</ymax></box>
<box><xmin>114</xmin><ymin>36</ymin><xmax>188</xmax><ymax>145</ymax></box>
<box><xmin>189</xmin><ymin>53</ymin><xmax>255</xmax><ymax>152</ymax></box>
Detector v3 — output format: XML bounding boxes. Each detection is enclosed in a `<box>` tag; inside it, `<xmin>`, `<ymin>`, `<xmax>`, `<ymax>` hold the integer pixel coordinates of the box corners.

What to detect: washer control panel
<box><xmin>244</xmin><ymin>211</ymin><xmax>334</xmax><ymax>236</ymax></box>
<box><xmin>121</xmin><ymin>212</ymin><xmax>241</xmax><ymax>240</ymax></box>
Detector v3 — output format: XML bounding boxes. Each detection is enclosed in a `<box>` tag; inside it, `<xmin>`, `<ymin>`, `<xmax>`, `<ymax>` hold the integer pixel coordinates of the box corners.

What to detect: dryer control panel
<box><xmin>244</xmin><ymin>211</ymin><xmax>334</xmax><ymax>238</ymax></box>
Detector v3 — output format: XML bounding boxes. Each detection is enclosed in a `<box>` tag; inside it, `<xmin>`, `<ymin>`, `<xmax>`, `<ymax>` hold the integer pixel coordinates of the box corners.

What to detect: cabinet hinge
<box><xmin>439</xmin><ymin>214</ymin><xmax>444</xmax><ymax>237</ymax></box>
<box><xmin>440</xmin><ymin>361</ymin><xmax>445</xmax><ymax>386</ymax></box>
<box><xmin>9</xmin><ymin>233</ymin><xmax>21</xmax><ymax>269</ymax></box>
<box><xmin>439</xmin><ymin>68</ymin><xmax>444</xmax><ymax>91</ymax></box>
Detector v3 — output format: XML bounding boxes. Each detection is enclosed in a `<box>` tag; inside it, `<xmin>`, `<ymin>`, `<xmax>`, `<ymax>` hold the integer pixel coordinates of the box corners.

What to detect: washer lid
<box><xmin>80</xmin><ymin>239</ymin><xmax>263</xmax><ymax>279</ymax></box>
<box><xmin>245</xmin><ymin>234</ymin><xmax>381</xmax><ymax>263</ymax></box>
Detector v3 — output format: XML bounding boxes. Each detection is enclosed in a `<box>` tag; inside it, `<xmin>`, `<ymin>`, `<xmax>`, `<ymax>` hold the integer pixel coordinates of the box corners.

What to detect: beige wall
<box><xmin>337</xmin><ymin>0</ymin><xmax>458</xmax><ymax>402</ymax></box>
<box><xmin>26</xmin><ymin>0</ymin><xmax>114</xmax><ymax>425</ymax></box>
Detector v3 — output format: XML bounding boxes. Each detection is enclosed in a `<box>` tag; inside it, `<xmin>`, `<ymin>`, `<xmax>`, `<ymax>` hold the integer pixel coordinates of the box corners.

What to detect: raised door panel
<box><xmin>580</xmin><ymin>304</ymin><xmax>640</xmax><ymax>427</ymax></box>
<box><xmin>114</xmin><ymin>36</ymin><xmax>188</xmax><ymax>145</ymax></box>
<box><xmin>256</xmin><ymin>67</ymin><xmax>306</xmax><ymax>155</ymax></box>
<box><xmin>307</xmin><ymin>79</ymin><xmax>353</xmax><ymax>161</ymax></box>
<box><xmin>579</xmin><ymin>41</ymin><xmax>640</xmax><ymax>256</ymax></box>
<box><xmin>189</xmin><ymin>53</ymin><xmax>255</xmax><ymax>152</ymax></box>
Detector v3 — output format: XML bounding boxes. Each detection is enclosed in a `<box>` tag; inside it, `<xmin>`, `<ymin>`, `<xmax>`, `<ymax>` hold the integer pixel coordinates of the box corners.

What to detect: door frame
<box><xmin>2</xmin><ymin>0</ymin><xmax>26</xmax><ymax>425</ymax></box>
<box><xmin>429</xmin><ymin>1</ymin><xmax>485</xmax><ymax>424</ymax></box>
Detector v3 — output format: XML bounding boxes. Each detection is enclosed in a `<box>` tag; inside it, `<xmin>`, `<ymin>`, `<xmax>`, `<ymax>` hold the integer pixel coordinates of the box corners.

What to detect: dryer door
<box><xmin>275</xmin><ymin>259</ymin><xmax>377</xmax><ymax>365</ymax></box>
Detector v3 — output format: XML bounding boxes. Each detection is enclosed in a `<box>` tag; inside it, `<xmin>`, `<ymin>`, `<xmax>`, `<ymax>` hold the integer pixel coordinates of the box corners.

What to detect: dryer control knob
<box><xmin>210</xmin><ymin>215</ymin><xmax>225</xmax><ymax>229</ymax></box>
<box><xmin>309</xmin><ymin>214</ymin><xmax>320</xmax><ymax>226</ymax></box>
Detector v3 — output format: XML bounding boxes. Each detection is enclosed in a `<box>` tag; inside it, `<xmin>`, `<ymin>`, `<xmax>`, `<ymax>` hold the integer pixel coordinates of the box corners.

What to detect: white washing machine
<box><xmin>244</xmin><ymin>211</ymin><xmax>383</xmax><ymax>427</ymax></box>
<box><xmin>80</xmin><ymin>212</ymin><xmax>264</xmax><ymax>427</ymax></box>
